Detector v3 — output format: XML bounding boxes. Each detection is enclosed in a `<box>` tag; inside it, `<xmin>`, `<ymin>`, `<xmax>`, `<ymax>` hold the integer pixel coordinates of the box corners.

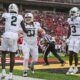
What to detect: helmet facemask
<box><xmin>24</xmin><ymin>13</ymin><xmax>34</xmax><ymax>24</ymax></box>
<box><xmin>25</xmin><ymin>16</ymin><xmax>33</xmax><ymax>24</ymax></box>
<box><xmin>69</xmin><ymin>7</ymin><xmax>79</xmax><ymax>19</ymax></box>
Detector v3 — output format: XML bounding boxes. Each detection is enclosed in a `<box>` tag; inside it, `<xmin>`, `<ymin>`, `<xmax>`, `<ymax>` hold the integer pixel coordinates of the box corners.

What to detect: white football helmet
<box><xmin>69</xmin><ymin>7</ymin><xmax>79</xmax><ymax>18</ymax></box>
<box><xmin>24</xmin><ymin>13</ymin><xmax>34</xmax><ymax>23</ymax></box>
<box><xmin>8</xmin><ymin>3</ymin><xmax>18</xmax><ymax>14</ymax></box>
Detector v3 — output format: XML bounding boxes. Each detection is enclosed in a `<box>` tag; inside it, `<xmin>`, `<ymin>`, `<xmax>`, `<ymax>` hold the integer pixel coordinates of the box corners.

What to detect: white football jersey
<box><xmin>67</xmin><ymin>17</ymin><xmax>80</xmax><ymax>36</ymax></box>
<box><xmin>23</xmin><ymin>22</ymin><xmax>41</xmax><ymax>45</ymax></box>
<box><xmin>2</xmin><ymin>12</ymin><xmax>23</xmax><ymax>39</ymax></box>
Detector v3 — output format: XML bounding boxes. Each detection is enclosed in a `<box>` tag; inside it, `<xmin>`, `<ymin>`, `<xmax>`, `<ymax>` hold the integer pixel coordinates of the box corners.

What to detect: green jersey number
<box><xmin>72</xmin><ymin>26</ymin><xmax>76</xmax><ymax>33</ymax></box>
<box><xmin>11</xmin><ymin>16</ymin><xmax>17</xmax><ymax>26</ymax></box>
<box><xmin>27</xmin><ymin>29</ymin><xmax>35</xmax><ymax>37</ymax></box>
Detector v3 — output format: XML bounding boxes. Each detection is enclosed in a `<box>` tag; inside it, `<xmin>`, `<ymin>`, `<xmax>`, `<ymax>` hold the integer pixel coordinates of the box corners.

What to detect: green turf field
<box><xmin>0</xmin><ymin>68</ymin><xmax>80</xmax><ymax>80</ymax></box>
<box><xmin>0</xmin><ymin>53</ymin><xmax>80</xmax><ymax>80</ymax></box>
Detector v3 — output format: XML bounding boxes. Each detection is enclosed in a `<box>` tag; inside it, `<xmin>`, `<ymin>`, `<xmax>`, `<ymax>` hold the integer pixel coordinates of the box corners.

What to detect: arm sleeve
<box><xmin>2</xmin><ymin>13</ymin><xmax>7</xmax><ymax>18</ymax></box>
<box><xmin>67</xmin><ymin>18</ymin><xmax>70</xmax><ymax>23</ymax></box>
<box><xmin>36</xmin><ymin>22</ymin><xmax>41</xmax><ymax>30</ymax></box>
<box><xmin>20</xmin><ymin>15</ymin><xmax>24</xmax><ymax>22</ymax></box>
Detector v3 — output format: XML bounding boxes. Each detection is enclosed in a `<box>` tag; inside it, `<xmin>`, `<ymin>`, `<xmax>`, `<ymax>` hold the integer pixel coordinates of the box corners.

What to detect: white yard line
<box><xmin>0</xmin><ymin>73</ymin><xmax>45</xmax><ymax>80</ymax></box>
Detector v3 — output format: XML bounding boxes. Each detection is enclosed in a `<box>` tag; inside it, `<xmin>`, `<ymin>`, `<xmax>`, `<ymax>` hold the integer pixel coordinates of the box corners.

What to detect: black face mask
<box><xmin>70</xmin><ymin>11</ymin><xmax>76</xmax><ymax>15</ymax></box>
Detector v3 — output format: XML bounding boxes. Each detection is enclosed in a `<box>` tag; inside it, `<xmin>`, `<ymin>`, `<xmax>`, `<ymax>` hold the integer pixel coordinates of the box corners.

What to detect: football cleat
<box><xmin>1</xmin><ymin>71</ymin><xmax>6</xmax><ymax>79</ymax></box>
<box><xmin>61</xmin><ymin>62</ymin><xmax>66</xmax><ymax>66</ymax></box>
<box><xmin>8</xmin><ymin>73</ymin><xmax>13</xmax><ymax>80</ymax></box>
<box><xmin>66</xmin><ymin>67</ymin><xmax>74</xmax><ymax>75</ymax></box>
<box><xmin>28</xmin><ymin>64</ymin><xmax>34</xmax><ymax>74</ymax></box>
<box><xmin>43</xmin><ymin>63</ymin><xmax>49</xmax><ymax>66</ymax></box>
<box><xmin>1</xmin><ymin>75</ymin><xmax>6</xmax><ymax>79</ymax></box>
<box><xmin>70</xmin><ymin>67</ymin><xmax>78</xmax><ymax>74</ymax></box>
<box><xmin>23</xmin><ymin>71</ymin><xmax>27</xmax><ymax>77</ymax></box>
<box><xmin>31</xmin><ymin>70</ymin><xmax>35</xmax><ymax>74</ymax></box>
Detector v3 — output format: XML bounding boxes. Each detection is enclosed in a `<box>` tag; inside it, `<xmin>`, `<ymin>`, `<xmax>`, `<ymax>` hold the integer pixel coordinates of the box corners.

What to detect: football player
<box><xmin>22</xmin><ymin>12</ymin><xmax>45</xmax><ymax>77</ymax></box>
<box><xmin>66</xmin><ymin>7</ymin><xmax>80</xmax><ymax>75</ymax></box>
<box><xmin>0</xmin><ymin>3</ymin><xmax>27</xmax><ymax>79</ymax></box>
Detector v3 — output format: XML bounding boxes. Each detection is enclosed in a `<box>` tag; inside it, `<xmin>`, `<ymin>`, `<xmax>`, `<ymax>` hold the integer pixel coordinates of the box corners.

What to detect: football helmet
<box><xmin>69</xmin><ymin>7</ymin><xmax>79</xmax><ymax>18</ymax></box>
<box><xmin>8</xmin><ymin>3</ymin><xmax>18</xmax><ymax>14</ymax></box>
<box><xmin>24</xmin><ymin>13</ymin><xmax>34</xmax><ymax>23</ymax></box>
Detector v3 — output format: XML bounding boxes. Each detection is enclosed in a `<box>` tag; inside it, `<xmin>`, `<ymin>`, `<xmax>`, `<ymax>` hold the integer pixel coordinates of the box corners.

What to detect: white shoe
<box><xmin>31</xmin><ymin>70</ymin><xmax>35</xmax><ymax>74</ymax></box>
<box><xmin>1</xmin><ymin>71</ymin><xmax>6</xmax><ymax>79</ymax></box>
<box><xmin>8</xmin><ymin>73</ymin><xmax>13</xmax><ymax>80</ymax></box>
<box><xmin>66</xmin><ymin>67</ymin><xmax>74</xmax><ymax>75</ymax></box>
<box><xmin>23</xmin><ymin>72</ymin><xmax>27</xmax><ymax>77</ymax></box>
<box><xmin>71</xmin><ymin>67</ymin><xmax>78</xmax><ymax>74</ymax></box>
<box><xmin>29</xmin><ymin>64</ymin><xmax>35</xmax><ymax>74</ymax></box>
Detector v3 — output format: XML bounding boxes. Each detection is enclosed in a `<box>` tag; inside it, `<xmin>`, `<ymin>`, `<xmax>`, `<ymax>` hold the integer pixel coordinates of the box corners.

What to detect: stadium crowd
<box><xmin>33</xmin><ymin>11</ymin><xmax>68</xmax><ymax>51</ymax></box>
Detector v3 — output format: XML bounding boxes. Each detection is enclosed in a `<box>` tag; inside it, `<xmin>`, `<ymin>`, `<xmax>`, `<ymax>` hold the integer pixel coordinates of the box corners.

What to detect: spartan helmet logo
<box><xmin>10</xmin><ymin>5</ymin><xmax>13</xmax><ymax>9</ymax></box>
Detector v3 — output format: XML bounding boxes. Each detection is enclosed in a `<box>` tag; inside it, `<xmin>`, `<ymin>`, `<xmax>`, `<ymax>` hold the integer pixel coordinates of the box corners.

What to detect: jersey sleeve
<box><xmin>78</xmin><ymin>17</ymin><xmax>80</xmax><ymax>23</ymax></box>
<box><xmin>67</xmin><ymin>18</ymin><xmax>69</xmax><ymax>23</ymax></box>
<box><xmin>19</xmin><ymin>15</ymin><xmax>24</xmax><ymax>22</ymax></box>
<box><xmin>35</xmin><ymin>22</ymin><xmax>41</xmax><ymax>29</ymax></box>
<box><xmin>67</xmin><ymin>18</ymin><xmax>71</xmax><ymax>24</ymax></box>
<box><xmin>2</xmin><ymin>13</ymin><xmax>8</xmax><ymax>19</ymax></box>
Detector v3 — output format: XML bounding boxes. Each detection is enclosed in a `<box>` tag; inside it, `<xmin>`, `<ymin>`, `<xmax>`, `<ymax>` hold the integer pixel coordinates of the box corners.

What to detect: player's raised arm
<box><xmin>37</xmin><ymin>21</ymin><xmax>46</xmax><ymax>36</ymax></box>
<box><xmin>0</xmin><ymin>13</ymin><xmax>6</xmax><ymax>24</ymax></box>
<box><xmin>0</xmin><ymin>17</ymin><xmax>5</xmax><ymax>23</ymax></box>
<box><xmin>20</xmin><ymin>20</ymin><xmax>28</xmax><ymax>33</ymax></box>
<box><xmin>38</xmin><ymin>27</ymin><xmax>46</xmax><ymax>36</ymax></box>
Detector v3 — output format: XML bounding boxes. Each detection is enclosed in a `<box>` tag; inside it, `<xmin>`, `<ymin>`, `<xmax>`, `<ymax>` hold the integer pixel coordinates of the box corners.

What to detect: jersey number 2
<box><xmin>72</xmin><ymin>26</ymin><xmax>76</xmax><ymax>33</ymax></box>
<box><xmin>11</xmin><ymin>16</ymin><xmax>17</xmax><ymax>26</ymax></box>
